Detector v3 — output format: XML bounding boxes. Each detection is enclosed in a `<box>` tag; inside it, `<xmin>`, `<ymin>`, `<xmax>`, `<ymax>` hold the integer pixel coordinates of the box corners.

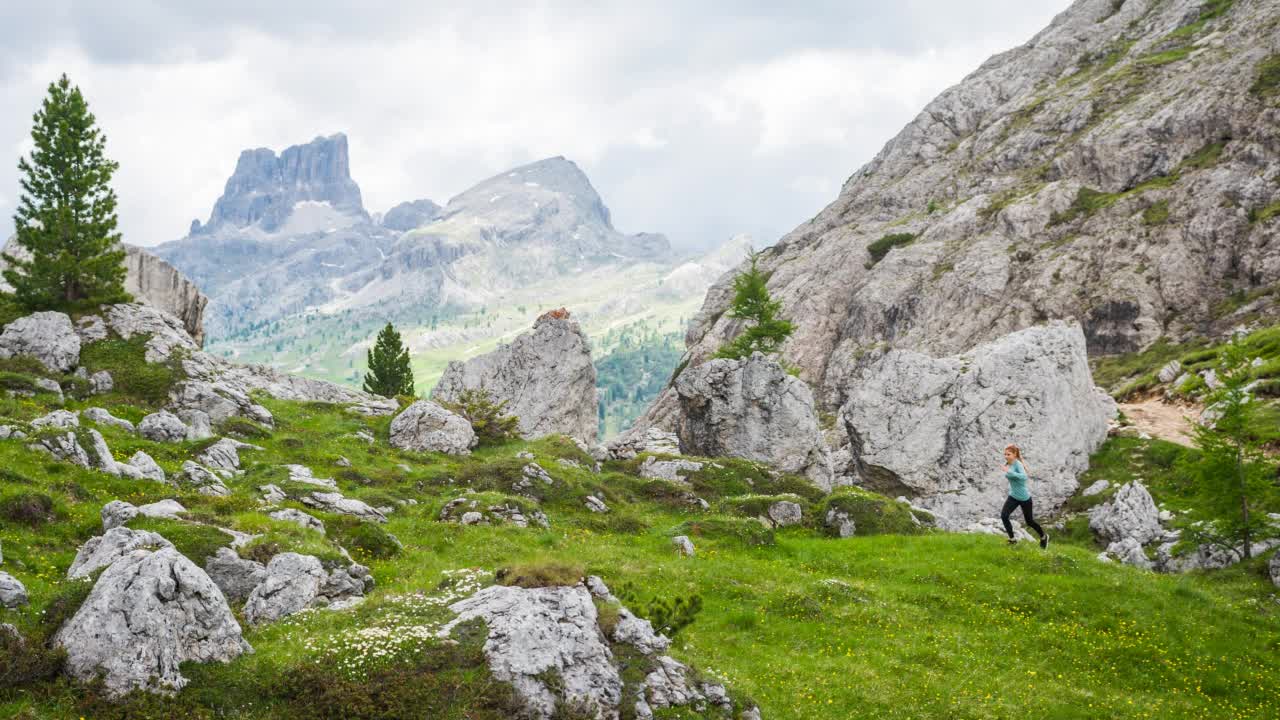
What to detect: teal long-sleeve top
<box><xmin>1005</xmin><ymin>460</ymin><xmax>1030</xmax><ymax>501</ymax></box>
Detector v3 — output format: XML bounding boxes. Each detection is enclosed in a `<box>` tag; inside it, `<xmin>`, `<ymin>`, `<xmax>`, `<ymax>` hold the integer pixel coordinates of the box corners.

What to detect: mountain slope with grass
<box><xmin>0</xmin><ymin>302</ymin><xmax>1277</xmax><ymax>719</ymax></box>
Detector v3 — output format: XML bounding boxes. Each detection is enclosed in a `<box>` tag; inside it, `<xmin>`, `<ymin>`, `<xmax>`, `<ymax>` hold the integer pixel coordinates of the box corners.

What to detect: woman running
<box><xmin>1001</xmin><ymin>444</ymin><xmax>1048</xmax><ymax>548</ymax></box>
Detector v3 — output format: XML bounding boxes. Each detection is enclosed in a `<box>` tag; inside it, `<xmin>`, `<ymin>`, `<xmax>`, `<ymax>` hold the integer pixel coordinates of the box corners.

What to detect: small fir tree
<box><xmin>4</xmin><ymin>74</ymin><xmax>128</xmax><ymax>310</ymax></box>
<box><xmin>1180</xmin><ymin>339</ymin><xmax>1277</xmax><ymax>559</ymax></box>
<box><xmin>440</xmin><ymin>388</ymin><xmax>520</xmax><ymax>446</ymax></box>
<box><xmin>363</xmin><ymin>323</ymin><xmax>414</xmax><ymax>397</ymax></box>
<box><xmin>714</xmin><ymin>251</ymin><xmax>794</xmax><ymax>360</ymax></box>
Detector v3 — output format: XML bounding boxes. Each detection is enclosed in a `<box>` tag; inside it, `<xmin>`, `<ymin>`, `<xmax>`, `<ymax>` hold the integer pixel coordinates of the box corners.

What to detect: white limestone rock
<box><xmin>389</xmin><ymin>400</ymin><xmax>477</xmax><ymax>455</ymax></box>
<box><xmin>67</xmin><ymin>526</ymin><xmax>175</xmax><ymax>579</ymax></box>
<box><xmin>0</xmin><ymin>311</ymin><xmax>80</xmax><ymax>372</ymax></box>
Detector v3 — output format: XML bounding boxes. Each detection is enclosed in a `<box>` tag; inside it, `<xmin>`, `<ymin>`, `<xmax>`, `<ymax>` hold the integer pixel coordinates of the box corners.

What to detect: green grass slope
<box><xmin>0</xmin><ymin>346</ymin><xmax>1277</xmax><ymax>718</ymax></box>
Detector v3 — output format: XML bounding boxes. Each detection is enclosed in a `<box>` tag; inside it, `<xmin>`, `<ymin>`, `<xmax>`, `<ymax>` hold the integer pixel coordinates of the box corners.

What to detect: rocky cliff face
<box><xmin>675</xmin><ymin>0</ymin><xmax>1280</xmax><ymax>415</ymax></box>
<box><xmin>195</xmin><ymin>133</ymin><xmax>365</xmax><ymax>234</ymax></box>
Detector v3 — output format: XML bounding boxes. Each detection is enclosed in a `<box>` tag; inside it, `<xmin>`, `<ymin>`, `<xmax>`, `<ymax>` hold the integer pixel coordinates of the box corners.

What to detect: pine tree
<box><xmin>714</xmin><ymin>251</ymin><xmax>794</xmax><ymax>360</ymax></box>
<box><xmin>363</xmin><ymin>323</ymin><xmax>414</xmax><ymax>397</ymax></box>
<box><xmin>4</xmin><ymin>74</ymin><xmax>128</xmax><ymax>311</ymax></box>
<box><xmin>1180</xmin><ymin>338</ymin><xmax>1277</xmax><ymax>559</ymax></box>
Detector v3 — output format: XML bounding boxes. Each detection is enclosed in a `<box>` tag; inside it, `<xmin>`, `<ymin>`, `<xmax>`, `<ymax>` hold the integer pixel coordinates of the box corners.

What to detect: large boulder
<box><xmin>442</xmin><ymin>583</ymin><xmax>623</xmax><ymax>718</ymax></box>
<box><xmin>139</xmin><ymin>410</ymin><xmax>189</xmax><ymax>443</ymax></box>
<box><xmin>67</xmin><ymin>526</ymin><xmax>175</xmax><ymax>579</ymax></box>
<box><xmin>1089</xmin><ymin>481</ymin><xmax>1162</xmax><ymax>546</ymax></box>
<box><xmin>840</xmin><ymin>322</ymin><xmax>1114</xmax><ymax>524</ymax></box>
<box><xmin>432</xmin><ymin>313</ymin><xmax>598</xmax><ymax>442</ymax></box>
<box><xmin>54</xmin><ymin>547</ymin><xmax>250</xmax><ymax>695</ymax></box>
<box><xmin>673</xmin><ymin>354</ymin><xmax>832</xmax><ymax>489</ymax></box>
<box><xmin>101</xmin><ymin>303</ymin><xmax>200</xmax><ymax>362</ymax></box>
<box><xmin>243</xmin><ymin>553</ymin><xmax>325</xmax><ymax>626</ymax></box>
<box><xmin>0</xmin><ymin>310</ymin><xmax>80</xmax><ymax>372</ymax></box>
<box><xmin>196</xmin><ymin>438</ymin><xmax>260</xmax><ymax>474</ymax></box>
<box><xmin>389</xmin><ymin>400</ymin><xmax>477</xmax><ymax>455</ymax></box>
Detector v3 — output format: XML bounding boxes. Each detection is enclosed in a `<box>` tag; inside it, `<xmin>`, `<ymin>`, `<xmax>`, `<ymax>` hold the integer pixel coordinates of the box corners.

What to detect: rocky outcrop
<box><xmin>101</xmin><ymin>500</ymin><xmax>140</xmax><ymax>530</ymax></box>
<box><xmin>242</xmin><ymin>553</ymin><xmax>373</xmax><ymax>625</ymax></box>
<box><xmin>122</xmin><ymin>244</ymin><xmax>208</xmax><ymax>345</ymax></box>
<box><xmin>439</xmin><ymin>497</ymin><xmax>550</xmax><ymax>529</ymax></box>
<box><xmin>440</xmin><ymin>577</ymin><xmax>754</xmax><ymax>720</ymax></box>
<box><xmin>139</xmin><ymin>410</ymin><xmax>189</xmax><ymax>443</ymax></box>
<box><xmin>840</xmin><ymin>322</ymin><xmax>1114</xmax><ymax>523</ymax></box>
<box><xmin>647</xmin><ymin>0</ymin><xmax>1280</xmax><ymax>429</ymax></box>
<box><xmin>389</xmin><ymin>400</ymin><xmax>477</xmax><ymax>455</ymax></box>
<box><xmin>177</xmin><ymin>461</ymin><xmax>231</xmax><ymax>496</ymax></box>
<box><xmin>673</xmin><ymin>354</ymin><xmax>831</xmax><ymax>489</ymax></box>
<box><xmin>1089</xmin><ymin>481</ymin><xmax>1162</xmax><ymax>546</ymax></box>
<box><xmin>301</xmin><ymin>491</ymin><xmax>388</xmax><ymax>523</ymax></box>
<box><xmin>432</xmin><ymin>314</ymin><xmax>598</xmax><ymax>442</ymax></box>
<box><xmin>0</xmin><ymin>311</ymin><xmax>79</xmax><ymax>372</ymax></box>
<box><xmin>381</xmin><ymin>198</ymin><xmax>442</xmax><ymax>231</ymax></box>
<box><xmin>269</xmin><ymin>508</ymin><xmax>325</xmax><ymax>534</ymax></box>
<box><xmin>54</xmin><ymin>547</ymin><xmax>250</xmax><ymax>695</ymax></box>
<box><xmin>67</xmin><ymin>527</ymin><xmax>175</xmax><ymax>579</ymax></box>
<box><xmin>196</xmin><ymin>438</ymin><xmax>260</xmax><ymax>475</ymax></box>
<box><xmin>101</xmin><ymin>302</ymin><xmax>199</xmax><ymax>362</ymax></box>
<box><xmin>83</xmin><ymin>407</ymin><xmax>134</xmax><ymax>432</ymax></box>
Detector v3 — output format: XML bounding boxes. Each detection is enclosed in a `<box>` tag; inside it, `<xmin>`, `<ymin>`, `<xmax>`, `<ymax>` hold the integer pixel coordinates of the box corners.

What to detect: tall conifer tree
<box><xmin>4</xmin><ymin>74</ymin><xmax>128</xmax><ymax>310</ymax></box>
<box><xmin>363</xmin><ymin>323</ymin><xmax>414</xmax><ymax>397</ymax></box>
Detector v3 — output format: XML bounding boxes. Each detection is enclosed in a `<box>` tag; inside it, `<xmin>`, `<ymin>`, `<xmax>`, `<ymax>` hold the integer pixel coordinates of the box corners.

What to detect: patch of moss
<box><xmin>327</xmin><ymin>515</ymin><xmax>402</xmax><ymax>560</ymax></box>
<box><xmin>79</xmin><ymin>336</ymin><xmax>181</xmax><ymax>408</ymax></box>
<box><xmin>496</xmin><ymin>562</ymin><xmax>584</xmax><ymax>588</ymax></box>
<box><xmin>1142</xmin><ymin>199</ymin><xmax>1170</xmax><ymax>226</ymax></box>
<box><xmin>1249</xmin><ymin>199</ymin><xmax>1280</xmax><ymax>224</ymax></box>
<box><xmin>126</xmin><ymin>517</ymin><xmax>230</xmax><ymax>565</ymax></box>
<box><xmin>670</xmin><ymin>517</ymin><xmax>775</xmax><ymax>547</ymax></box>
<box><xmin>1252</xmin><ymin>53</ymin><xmax>1280</xmax><ymax>97</ymax></box>
<box><xmin>865</xmin><ymin>233</ymin><xmax>917</xmax><ymax>267</ymax></box>
<box><xmin>816</xmin><ymin>488</ymin><xmax>926</xmax><ymax>537</ymax></box>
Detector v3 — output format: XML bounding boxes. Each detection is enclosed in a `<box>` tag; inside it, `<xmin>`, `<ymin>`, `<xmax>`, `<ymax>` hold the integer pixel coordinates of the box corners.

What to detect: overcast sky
<box><xmin>0</xmin><ymin>1</ymin><xmax>1066</xmax><ymax>251</ymax></box>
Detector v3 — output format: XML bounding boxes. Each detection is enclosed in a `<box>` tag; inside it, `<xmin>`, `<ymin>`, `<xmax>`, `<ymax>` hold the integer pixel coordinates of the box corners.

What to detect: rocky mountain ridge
<box><xmin>671</xmin><ymin>0</ymin><xmax>1280</xmax><ymax>418</ymax></box>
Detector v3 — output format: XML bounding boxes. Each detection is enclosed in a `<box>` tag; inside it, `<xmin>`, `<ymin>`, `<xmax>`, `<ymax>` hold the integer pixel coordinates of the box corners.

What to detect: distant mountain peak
<box><xmin>193</xmin><ymin>133</ymin><xmax>365</xmax><ymax>234</ymax></box>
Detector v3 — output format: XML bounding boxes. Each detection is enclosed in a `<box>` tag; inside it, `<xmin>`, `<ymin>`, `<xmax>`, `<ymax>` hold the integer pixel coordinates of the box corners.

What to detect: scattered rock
<box><xmin>129</xmin><ymin>451</ymin><xmax>167</xmax><ymax>483</ymax></box>
<box><xmin>767</xmin><ymin>500</ymin><xmax>804</xmax><ymax>528</ymax></box>
<box><xmin>269</xmin><ymin>508</ymin><xmax>325</xmax><ymax>534</ymax></box>
<box><xmin>89</xmin><ymin>370</ymin><xmax>114</xmax><ymax>394</ymax></box>
<box><xmin>283</xmin><ymin>464</ymin><xmax>338</xmax><ymax>489</ymax></box>
<box><xmin>31</xmin><ymin>409</ymin><xmax>79</xmax><ymax>429</ymax></box>
<box><xmin>0</xmin><ymin>311</ymin><xmax>80</xmax><ymax>372</ymax></box>
<box><xmin>260</xmin><ymin>484</ymin><xmax>286</xmax><ymax>504</ymax></box>
<box><xmin>168</xmin><ymin>380</ymin><xmax>273</xmax><ymax>427</ymax></box>
<box><xmin>75</xmin><ymin>314</ymin><xmax>108</xmax><ymax>343</ymax></box>
<box><xmin>672</xmin><ymin>535</ymin><xmax>695</xmax><ymax>557</ymax></box>
<box><xmin>139</xmin><ymin>410</ymin><xmax>189</xmax><ymax>443</ymax></box>
<box><xmin>584</xmin><ymin>495</ymin><xmax>610</xmax><ymax>513</ymax></box>
<box><xmin>1157</xmin><ymin>360</ymin><xmax>1182</xmax><ymax>384</ymax></box>
<box><xmin>345</xmin><ymin>397</ymin><xmax>400</xmax><ymax>416</ymax></box>
<box><xmin>607</xmin><ymin>427</ymin><xmax>681</xmax><ymax>460</ymax></box>
<box><xmin>205</xmin><ymin>548</ymin><xmax>267</xmax><ymax>602</ymax></box>
<box><xmin>177</xmin><ymin>461</ymin><xmax>231</xmax><ymax>496</ymax></box>
<box><xmin>335</xmin><ymin>455</ymin><xmax>351</xmax><ymax>467</ymax></box>
<box><xmin>638</xmin><ymin>456</ymin><xmax>704</xmax><ymax>483</ymax></box>
<box><xmin>389</xmin><ymin>400</ymin><xmax>477</xmax><ymax>455</ymax></box>
<box><xmin>1103</xmin><ymin>538</ymin><xmax>1154</xmax><ymax>570</ymax></box>
<box><xmin>824</xmin><ymin>508</ymin><xmax>856</xmax><ymax>538</ymax></box>
<box><xmin>1270</xmin><ymin>550</ymin><xmax>1280</xmax><ymax>589</ymax></box>
<box><xmin>101</xmin><ymin>500</ymin><xmax>140</xmax><ymax>530</ymax></box>
<box><xmin>432</xmin><ymin>314</ymin><xmax>598</xmax><ymax>442</ymax></box>
<box><xmin>196</xmin><ymin>438</ymin><xmax>260</xmax><ymax>475</ymax></box>
<box><xmin>439</xmin><ymin>497</ymin><xmax>549</xmax><ymax>529</ymax></box>
<box><xmin>302</xmin><ymin>492</ymin><xmax>388</xmax><ymax>523</ymax></box>
<box><xmin>841</xmin><ymin>322</ymin><xmax>1114</xmax><ymax>523</ymax></box>
<box><xmin>1089</xmin><ymin>481</ymin><xmax>1162</xmax><ymax>546</ymax></box>
<box><xmin>83</xmin><ymin>407</ymin><xmax>134</xmax><ymax>432</ymax></box>
<box><xmin>34</xmin><ymin>377</ymin><xmax>63</xmax><ymax>402</ymax></box>
<box><xmin>0</xmin><ymin>571</ymin><xmax>28</xmax><ymax>608</ymax></box>
<box><xmin>68</xmin><ymin>526</ymin><xmax>176</xmax><ymax>579</ymax></box>
<box><xmin>137</xmin><ymin>499</ymin><xmax>187</xmax><ymax>520</ymax></box>
<box><xmin>54</xmin><ymin>547</ymin><xmax>250</xmax><ymax>696</ymax></box>
<box><xmin>1082</xmin><ymin>480</ymin><xmax>1110</xmax><ymax>497</ymax></box>
<box><xmin>674</xmin><ymin>353</ymin><xmax>832</xmax><ymax>489</ymax></box>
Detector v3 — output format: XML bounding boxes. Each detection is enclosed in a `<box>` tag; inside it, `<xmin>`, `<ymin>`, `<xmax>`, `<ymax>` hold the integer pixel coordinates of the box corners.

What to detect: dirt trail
<box><xmin>1117</xmin><ymin>398</ymin><xmax>1197</xmax><ymax>447</ymax></box>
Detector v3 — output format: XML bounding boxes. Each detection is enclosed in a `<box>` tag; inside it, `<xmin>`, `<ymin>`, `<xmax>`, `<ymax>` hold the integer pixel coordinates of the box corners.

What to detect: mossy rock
<box><xmin>816</xmin><ymin>488</ymin><xmax>927</xmax><ymax>537</ymax></box>
<box><xmin>670</xmin><ymin>517</ymin><xmax>775</xmax><ymax>547</ymax></box>
<box><xmin>719</xmin><ymin>493</ymin><xmax>812</xmax><ymax>524</ymax></box>
<box><xmin>126</xmin><ymin>517</ymin><xmax>232</xmax><ymax>565</ymax></box>
<box><xmin>683</xmin><ymin>458</ymin><xmax>825</xmax><ymax>503</ymax></box>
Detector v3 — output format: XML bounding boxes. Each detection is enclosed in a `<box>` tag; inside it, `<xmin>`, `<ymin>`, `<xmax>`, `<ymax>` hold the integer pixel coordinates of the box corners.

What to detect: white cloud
<box><xmin>0</xmin><ymin>1</ymin><xmax>1067</xmax><ymax>250</ymax></box>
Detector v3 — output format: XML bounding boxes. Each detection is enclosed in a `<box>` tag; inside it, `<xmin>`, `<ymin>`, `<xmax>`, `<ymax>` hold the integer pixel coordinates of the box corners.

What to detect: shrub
<box><xmin>41</xmin><ymin>576</ymin><xmax>96</xmax><ymax>637</ymax></box>
<box><xmin>274</xmin><ymin>621</ymin><xmax>521</xmax><ymax>719</ymax></box>
<box><xmin>0</xmin><ymin>626</ymin><xmax>65</xmax><ymax>696</ymax></box>
<box><xmin>220</xmin><ymin>417</ymin><xmax>272</xmax><ymax>440</ymax></box>
<box><xmin>613</xmin><ymin>581</ymin><xmax>703</xmax><ymax>639</ymax></box>
<box><xmin>441</xmin><ymin>388</ymin><xmax>520</xmax><ymax>446</ymax></box>
<box><xmin>0</xmin><ymin>371</ymin><xmax>37</xmax><ymax>393</ymax></box>
<box><xmin>1142</xmin><ymin>200</ymin><xmax>1170</xmax><ymax>226</ymax></box>
<box><xmin>496</xmin><ymin>562</ymin><xmax>584</xmax><ymax>589</ymax></box>
<box><xmin>816</xmin><ymin>489</ymin><xmax>927</xmax><ymax>536</ymax></box>
<box><xmin>127</xmin><ymin>518</ymin><xmax>229</xmax><ymax>564</ymax></box>
<box><xmin>865</xmin><ymin>233</ymin><xmax>916</xmax><ymax>266</ymax></box>
<box><xmin>79</xmin><ymin>337</ymin><xmax>179</xmax><ymax>407</ymax></box>
<box><xmin>0</xmin><ymin>491</ymin><xmax>55</xmax><ymax>526</ymax></box>
<box><xmin>328</xmin><ymin>516</ymin><xmax>402</xmax><ymax>560</ymax></box>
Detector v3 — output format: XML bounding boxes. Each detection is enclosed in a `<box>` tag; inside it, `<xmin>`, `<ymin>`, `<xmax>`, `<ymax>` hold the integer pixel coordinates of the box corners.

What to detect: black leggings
<box><xmin>1001</xmin><ymin>496</ymin><xmax>1045</xmax><ymax>539</ymax></box>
